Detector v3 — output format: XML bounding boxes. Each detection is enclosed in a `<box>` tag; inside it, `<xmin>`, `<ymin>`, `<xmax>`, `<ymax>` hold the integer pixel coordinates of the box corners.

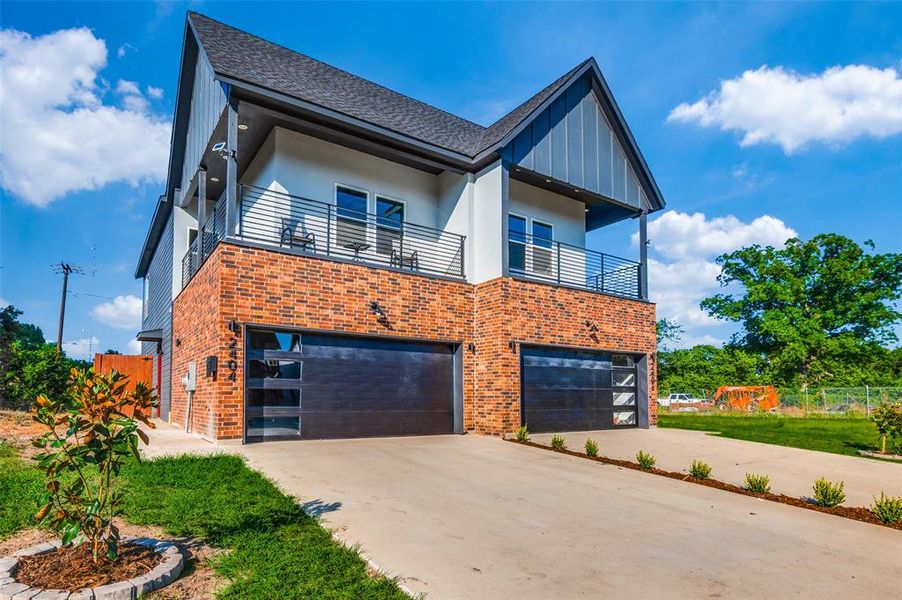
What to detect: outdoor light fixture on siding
<box><xmin>467</xmin><ymin>342</ymin><xmax>476</xmax><ymax>353</ymax></box>
<box><xmin>228</xmin><ymin>319</ymin><xmax>240</xmax><ymax>334</ymax></box>
<box><xmin>585</xmin><ymin>320</ymin><xmax>599</xmax><ymax>332</ymax></box>
<box><xmin>508</xmin><ymin>340</ymin><xmax>517</xmax><ymax>353</ymax></box>
<box><xmin>212</xmin><ymin>142</ymin><xmax>236</xmax><ymax>160</ymax></box>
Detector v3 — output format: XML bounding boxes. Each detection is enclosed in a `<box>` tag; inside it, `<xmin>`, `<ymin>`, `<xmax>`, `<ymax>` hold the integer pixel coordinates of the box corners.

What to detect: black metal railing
<box><xmin>508</xmin><ymin>232</ymin><xmax>643</xmax><ymax>299</ymax></box>
<box><xmin>181</xmin><ymin>184</ymin><xmax>466</xmax><ymax>289</ymax></box>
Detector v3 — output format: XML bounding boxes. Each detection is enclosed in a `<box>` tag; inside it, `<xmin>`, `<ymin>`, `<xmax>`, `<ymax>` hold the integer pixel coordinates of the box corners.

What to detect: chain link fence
<box><xmin>658</xmin><ymin>386</ymin><xmax>902</xmax><ymax>417</ymax></box>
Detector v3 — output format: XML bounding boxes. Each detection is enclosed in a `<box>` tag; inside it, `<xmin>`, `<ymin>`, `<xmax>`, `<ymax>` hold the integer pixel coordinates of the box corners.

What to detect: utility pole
<box><xmin>52</xmin><ymin>262</ymin><xmax>82</xmax><ymax>354</ymax></box>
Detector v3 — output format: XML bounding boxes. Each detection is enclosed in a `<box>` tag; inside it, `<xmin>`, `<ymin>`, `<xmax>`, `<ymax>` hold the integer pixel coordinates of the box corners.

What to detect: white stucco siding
<box><xmin>509</xmin><ymin>179</ymin><xmax>585</xmax><ymax>247</ymax></box>
<box><xmin>509</xmin><ymin>179</ymin><xmax>588</xmax><ymax>287</ymax></box>
<box><xmin>438</xmin><ymin>172</ymin><xmax>473</xmax><ymax>280</ymax></box>
<box><xmin>246</xmin><ymin>127</ymin><xmax>441</xmax><ymax>226</ymax></box>
<box><xmin>471</xmin><ymin>162</ymin><xmax>506</xmax><ymax>283</ymax></box>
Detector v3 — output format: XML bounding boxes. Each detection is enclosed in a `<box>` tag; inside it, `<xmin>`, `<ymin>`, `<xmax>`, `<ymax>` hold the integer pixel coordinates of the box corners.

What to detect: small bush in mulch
<box><xmin>510</xmin><ymin>438</ymin><xmax>902</xmax><ymax>531</ymax></box>
<box><xmin>584</xmin><ymin>438</ymin><xmax>599</xmax><ymax>457</ymax></box>
<box><xmin>550</xmin><ymin>434</ymin><xmax>566</xmax><ymax>450</ymax></box>
<box><xmin>870</xmin><ymin>493</ymin><xmax>902</xmax><ymax>524</ymax></box>
<box><xmin>15</xmin><ymin>542</ymin><xmax>162</xmax><ymax>592</ymax></box>
<box><xmin>813</xmin><ymin>478</ymin><xmax>846</xmax><ymax>507</ymax></box>
<box><xmin>688</xmin><ymin>459</ymin><xmax>712</xmax><ymax>480</ymax></box>
<box><xmin>636</xmin><ymin>450</ymin><xmax>656</xmax><ymax>470</ymax></box>
<box><xmin>515</xmin><ymin>426</ymin><xmax>530</xmax><ymax>443</ymax></box>
<box><xmin>744</xmin><ymin>473</ymin><xmax>771</xmax><ymax>494</ymax></box>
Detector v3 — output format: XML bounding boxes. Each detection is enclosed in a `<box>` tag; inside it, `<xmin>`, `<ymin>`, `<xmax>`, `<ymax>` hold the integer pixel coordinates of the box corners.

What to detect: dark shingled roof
<box><xmin>188</xmin><ymin>12</ymin><xmax>581</xmax><ymax>158</ymax></box>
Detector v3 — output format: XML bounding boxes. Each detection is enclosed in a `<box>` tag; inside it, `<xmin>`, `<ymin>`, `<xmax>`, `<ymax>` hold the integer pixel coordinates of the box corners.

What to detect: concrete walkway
<box><xmin>144</xmin><ymin>423</ymin><xmax>901</xmax><ymax>599</ymax></box>
<box><xmin>530</xmin><ymin>427</ymin><xmax>902</xmax><ymax>506</ymax></box>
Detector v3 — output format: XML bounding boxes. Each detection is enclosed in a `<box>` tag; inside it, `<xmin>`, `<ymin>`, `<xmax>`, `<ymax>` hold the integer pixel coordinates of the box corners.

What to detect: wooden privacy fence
<box><xmin>92</xmin><ymin>353</ymin><xmax>155</xmax><ymax>416</ymax></box>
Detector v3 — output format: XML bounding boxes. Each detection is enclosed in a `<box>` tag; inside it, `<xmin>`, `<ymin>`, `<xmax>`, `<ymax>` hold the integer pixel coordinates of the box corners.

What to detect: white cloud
<box><xmin>0</xmin><ymin>27</ymin><xmax>171</xmax><ymax>206</ymax></box>
<box><xmin>668</xmin><ymin>64</ymin><xmax>902</xmax><ymax>153</ymax></box>
<box><xmin>635</xmin><ymin>210</ymin><xmax>797</xmax><ymax>348</ymax></box>
<box><xmin>146</xmin><ymin>86</ymin><xmax>163</xmax><ymax>99</ymax></box>
<box><xmin>637</xmin><ymin>210</ymin><xmax>797</xmax><ymax>261</ymax></box>
<box><xmin>91</xmin><ymin>294</ymin><xmax>142</xmax><ymax>329</ymax></box>
<box><xmin>116</xmin><ymin>43</ymin><xmax>136</xmax><ymax>59</ymax></box>
<box><xmin>126</xmin><ymin>339</ymin><xmax>142</xmax><ymax>354</ymax></box>
<box><xmin>63</xmin><ymin>336</ymin><xmax>100</xmax><ymax>361</ymax></box>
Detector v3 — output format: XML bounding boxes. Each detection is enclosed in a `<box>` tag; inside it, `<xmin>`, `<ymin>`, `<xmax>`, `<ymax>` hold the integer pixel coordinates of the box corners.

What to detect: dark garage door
<box><xmin>245</xmin><ymin>329</ymin><xmax>455</xmax><ymax>441</ymax></box>
<box><xmin>521</xmin><ymin>346</ymin><xmax>639</xmax><ymax>432</ymax></box>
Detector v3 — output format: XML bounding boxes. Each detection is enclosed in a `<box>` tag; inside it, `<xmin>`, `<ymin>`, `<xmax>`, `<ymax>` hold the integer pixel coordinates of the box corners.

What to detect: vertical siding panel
<box><xmin>582</xmin><ymin>93</ymin><xmax>598</xmax><ymax>193</ymax></box>
<box><xmin>549</xmin><ymin>95</ymin><xmax>567</xmax><ymax>181</ymax></box>
<box><xmin>532</xmin><ymin>108</ymin><xmax>551</xmax><ymax>176</ymax></box>
<box><xmin>565</xmin><ymin>79</ymin><xmax>584</xmax><ymax>187</ymax></box>
<box><xmin>181</xmin><ymin>55</ymin><xmax>227</xmax><ymax>194</ymax></box>
<box><xmin>598</xmin><ymin>105</ymin><xmax>614</xmax><ymax>198</ymax></box>
<box><xmin>512</xmin><ymin>127</ymin><xmax>533</xmax><ymax>168</ymax></box>
<box><xmin>142</xmin><ymin>215</ymin><xmax>174</xmax><ymax>419</ymax></box>
<box><xmin>626</xmin><ymin>167</ymin><xmax>640</xmax><ymax>208</ymax></box>
<box><xmin>612</xmin><ymin>137</ymin><xmax>627</xmax><ymax>203</ymax></box>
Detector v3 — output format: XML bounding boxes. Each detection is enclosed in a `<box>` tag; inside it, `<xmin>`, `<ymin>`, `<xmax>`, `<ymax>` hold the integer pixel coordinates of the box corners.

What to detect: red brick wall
<box><xmin>171</xmin><ymin>243</ymin><xmax>475</xmax><ymax>439</ymax></box>
<box><xmin>473</xmin><ymin>278</ymin><xmax>657</xmax><ymax>435</ymax></box>
<box><xmin>171</xmin><ymin>242</ymin><xmax>656</xmax><ymax>440</ymax></box>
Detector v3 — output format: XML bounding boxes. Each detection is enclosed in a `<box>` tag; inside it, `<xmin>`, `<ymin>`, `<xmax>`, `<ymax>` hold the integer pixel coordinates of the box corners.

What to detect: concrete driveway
<box><xmin>223</xmin><ymin>434</ymin><xmax>901</xmax><ymax>599</ymax></box>
<box><xmin>530</xmin><ymin>427</ymin><xmax>902</xmax><ymax>506</ymax></box>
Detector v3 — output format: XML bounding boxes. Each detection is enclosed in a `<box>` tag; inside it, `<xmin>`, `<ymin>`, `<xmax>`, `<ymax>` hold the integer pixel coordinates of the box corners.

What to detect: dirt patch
<box><xmin>510</xmin><ymin>439</ymin><xmax>902</xmax><ymax>531</ymax></box>
<box><xmin>0</xmin><ymin>528</ymin><xmax>56</xmax><ymax>557</ymax></box>
<box><xmin>16</xmin><ymin>542</ymin><xmax>162</xmax><ymax>591</ymax></box>
<box><xmin>2</xmin><ymin>522</ymin><xmax>228</xmax><ymax>599</ymax></box>
<box><xmin>0</xmin><ymin>409</ymin><xmax>43</xmax><ymax>456</ymax></box>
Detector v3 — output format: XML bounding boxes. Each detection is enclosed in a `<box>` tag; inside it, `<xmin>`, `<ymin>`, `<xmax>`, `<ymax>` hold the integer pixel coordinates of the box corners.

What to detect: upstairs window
<box><xmin>508</xmin><ymin>214</ymin><xmax>527</xmax><ymax>271</ymax></box>
<box><xmin>336</xmin><ymin>186</ymin><xmax>368</xmax><ymax>247</ymax></box>
<box><xmin>375</xmin><ymin>196</ymin><xmax>404</xmax><ymax>255</ymax></box>
<box><xmin>531</xmin><ymin>220</ymin><xmax>554</xmax><ymax>275</ymax></box>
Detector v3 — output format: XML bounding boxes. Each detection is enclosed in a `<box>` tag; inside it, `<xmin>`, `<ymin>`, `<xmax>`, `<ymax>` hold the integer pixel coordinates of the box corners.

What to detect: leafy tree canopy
<box><xmin>655</xmin><ymin>318</ymin><xmax>684</xmax><ymax>350</ymax></box>
<box><xmin>701</xmin><ymin>234</ymin><xmax>902</xmax><ymax>388</ymax></box>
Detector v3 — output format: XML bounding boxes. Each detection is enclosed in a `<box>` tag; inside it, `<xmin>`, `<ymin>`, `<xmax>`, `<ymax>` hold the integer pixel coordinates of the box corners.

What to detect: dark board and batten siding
<box><xmin>180</xmin><ymin>54</ymin><xmax>228</xmax><ymax>197</ymax></box>
<box><xmin>142</xmin><ymin>214</ymin><xmax>174</xmax><ymax>419</ymax></box>
<box><xmin>507</xmin><ymin>74</ymin><xmax>648</xmax><ymax>212</ymax></box>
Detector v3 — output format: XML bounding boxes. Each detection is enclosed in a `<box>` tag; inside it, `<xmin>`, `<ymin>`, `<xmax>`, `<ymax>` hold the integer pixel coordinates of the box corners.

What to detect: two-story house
<box><xmin>135</xmin><ymin>12</ymin><xmax>665</xmax><ymax>443</ymax></box>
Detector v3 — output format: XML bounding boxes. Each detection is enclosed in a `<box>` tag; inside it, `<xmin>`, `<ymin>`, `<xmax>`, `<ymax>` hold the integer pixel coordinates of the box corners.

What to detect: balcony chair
<box><xmin>280</xmin><ymin>218</ymin><xmax>317</xmax><ymax>252</ymax></box>
<box><xmin>390</xmin><ymin>239</ymin><xmax>419</xmax><ymax>270</ymax></box>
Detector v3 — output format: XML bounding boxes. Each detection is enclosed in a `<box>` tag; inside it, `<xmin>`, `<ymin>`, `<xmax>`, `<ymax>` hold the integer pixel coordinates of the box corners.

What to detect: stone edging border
<box><xmin>506</xmin><ymin>438</ymin><xmax>902</xmax><ymax>532</ymax></box>
<box><xmin>0</xmin><ymin>537</ymin><xmax>183</xmax><ymax>600</ymax></box>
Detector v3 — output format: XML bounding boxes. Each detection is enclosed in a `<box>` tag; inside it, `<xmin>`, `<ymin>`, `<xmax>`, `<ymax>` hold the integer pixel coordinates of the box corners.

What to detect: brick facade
<box><xmin>170</xmin><ymin>242</ymin><xmax>656</xmax><ymax>440</ymax></box>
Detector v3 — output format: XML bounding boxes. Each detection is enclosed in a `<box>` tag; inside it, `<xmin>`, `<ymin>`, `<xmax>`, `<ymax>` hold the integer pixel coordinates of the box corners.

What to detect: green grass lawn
<box><xmin>0</xmin><ymin>443</ymin><xmax>408</xmax><ymax>599</ymax></box>
<box><xmin>657</xmin><ymin>413</ymin><xmax>884</xmax><ymax>457</ymax></box>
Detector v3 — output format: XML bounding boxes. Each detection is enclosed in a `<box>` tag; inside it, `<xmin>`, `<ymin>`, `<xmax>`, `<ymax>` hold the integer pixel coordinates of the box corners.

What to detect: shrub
<box><xmin>515</xmin><ymin>425</ymin><xmax>529</xmax><ymax>442</ymax></box>
<box><xmin>871</xmin><ymin>400</ymin><xmax>902</xmax><ymax>454</ymax></box>
<box><xmin>813</xmin><ymin>477</ymin><xmax>846</xmax><ymax>507</ymax></box>
<box><xmin>32</xmin><ymin>368</ymin><xmax>157</xmax><ymax>561</ymax></box>
<box><xmin>688</xmin><ymin>459</ymin><xmax>712</xmax><ymax>480</ymax></box>
<box><xmin>636</xmin><ymin>450</ymin><xmax>656</xmax><ymax>470</ymax></box>
<box><xmin>744</xmin><ymin>473</ymin><xmax>771</xmax><ymax>494</ymax></box>
<box><xmin>585</xmin><ymin>438</ymin><xmax>599</xmax><ymax>457</ymax></box>
<box><xmin>870</xmin><ymin>492</ymin><xmax>902</xmax><ymax>524</ymax></box>
<box><xmin>550</xmin><ymin>434</ymin><xmax>566</xmax><ymax>450</ymax></box>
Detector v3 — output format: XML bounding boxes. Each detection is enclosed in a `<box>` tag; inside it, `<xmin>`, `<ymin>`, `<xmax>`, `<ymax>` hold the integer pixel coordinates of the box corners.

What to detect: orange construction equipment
<box><xmin>712</xmin><ymin>386</ymin><xmax>779</xmax><ymax>412</ymax></box>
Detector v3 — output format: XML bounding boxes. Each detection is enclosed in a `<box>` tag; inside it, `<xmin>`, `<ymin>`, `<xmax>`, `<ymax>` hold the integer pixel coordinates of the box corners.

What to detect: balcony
<box><xmin>181</xmin><ymin>185</ymin><xmax>466</xmax><ymax>289</ymax></box>
<box><xmin>508</xmin><ymin>232</ymin><xmax>643</xmax><ymax>300</ymax></box>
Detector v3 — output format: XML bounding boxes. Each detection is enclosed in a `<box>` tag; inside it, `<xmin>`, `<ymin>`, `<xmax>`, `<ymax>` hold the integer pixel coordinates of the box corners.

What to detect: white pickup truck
<box><xmin>659</xmin><ymin>393</ymin><xmax>706</xmax><ymax>407</ymax></box>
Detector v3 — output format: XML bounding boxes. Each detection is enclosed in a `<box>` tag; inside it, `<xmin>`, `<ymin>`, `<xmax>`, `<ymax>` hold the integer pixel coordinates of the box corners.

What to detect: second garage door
<box><xmin>521</xmin><ymin>345</ymin><xmax>640</xmax><ymax>432</ymax></box>
<box><xmin>245</xmin><ymin>329</ymin><xmax>456</xmax><ymax>441</ymax></box>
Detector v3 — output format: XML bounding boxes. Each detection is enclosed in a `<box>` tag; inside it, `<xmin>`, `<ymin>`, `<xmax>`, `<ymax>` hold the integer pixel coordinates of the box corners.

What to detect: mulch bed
<box><xmin>509</xmin><ymin>439</ymin><xmax>902</xmax><ymax>531</ymax></box>
<box><xmin>16</xmin><ymin>542</ymin><xmax>162</xmax><ymax>592</ymax></box>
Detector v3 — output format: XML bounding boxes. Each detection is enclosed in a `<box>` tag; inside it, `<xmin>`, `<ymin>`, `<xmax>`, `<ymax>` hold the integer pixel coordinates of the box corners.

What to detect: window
<box><xmin>531</xmin><ymin>220</ymin><xmax>553</xmax><ymax>275</ymax></box>
<box><xmin>375</xmin><ymin>196</ymin><xmax>404</xmax><ymax>255</ymax></box>
<box><xmin>336</xmin><ymin>186</ymin><xmax>368</xmax><ymax>247</ymax></box>
<box><xmin>508</xmin><ymin>215</ymin><xmax>527</xmax><ymax>271</ymax></box>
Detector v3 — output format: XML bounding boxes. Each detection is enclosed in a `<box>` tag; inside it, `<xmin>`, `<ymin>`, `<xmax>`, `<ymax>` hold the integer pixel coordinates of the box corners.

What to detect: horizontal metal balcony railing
<box><xmin>181</xmin><ymin>184</ymin><xmax>466</xmax><ymax>289</ymax></box>
<box><xmin>508</xmin><ymin>232</ymin><xmax>643</xmax><ymax>299</ymax></box>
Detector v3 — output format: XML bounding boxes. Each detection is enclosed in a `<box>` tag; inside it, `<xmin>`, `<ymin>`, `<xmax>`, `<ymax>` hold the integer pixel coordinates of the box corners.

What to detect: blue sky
<box><xmin>1</xmin><ymin>1</ymin><xmax>900</xmax><ymax>356</ymax></box>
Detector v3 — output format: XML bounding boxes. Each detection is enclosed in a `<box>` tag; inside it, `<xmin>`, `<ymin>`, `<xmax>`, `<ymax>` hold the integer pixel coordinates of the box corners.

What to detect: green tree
<box><xmin>655</xmin><ymin>318</ymin><xmax>684</xmax><ymax>350</ymax></box>
<box><xmin>701</xmin><ymin>235</ymin><xmax>902</xmax><ymax>388</ymax></box>
<box><xmin>0</xmin><ymin>306</ymin><xmax>84</xmax><ymax>409</ymax></box>
<box><xmin>658</xmin><ymin>345</ymin><xmax>761</xmax><ymax>395</ymax></box>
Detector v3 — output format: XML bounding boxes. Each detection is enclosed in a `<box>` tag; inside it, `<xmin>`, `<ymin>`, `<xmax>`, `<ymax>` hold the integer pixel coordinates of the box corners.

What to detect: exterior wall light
<box><xmin>368</xmin><ymin>301</ymin><xmax>385</xmax><ymax>317</ymax></box>
<box><xmin>584</xmin><ymin>320</ymin><xmax>599</xmax><ymax>332</ymax></box>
